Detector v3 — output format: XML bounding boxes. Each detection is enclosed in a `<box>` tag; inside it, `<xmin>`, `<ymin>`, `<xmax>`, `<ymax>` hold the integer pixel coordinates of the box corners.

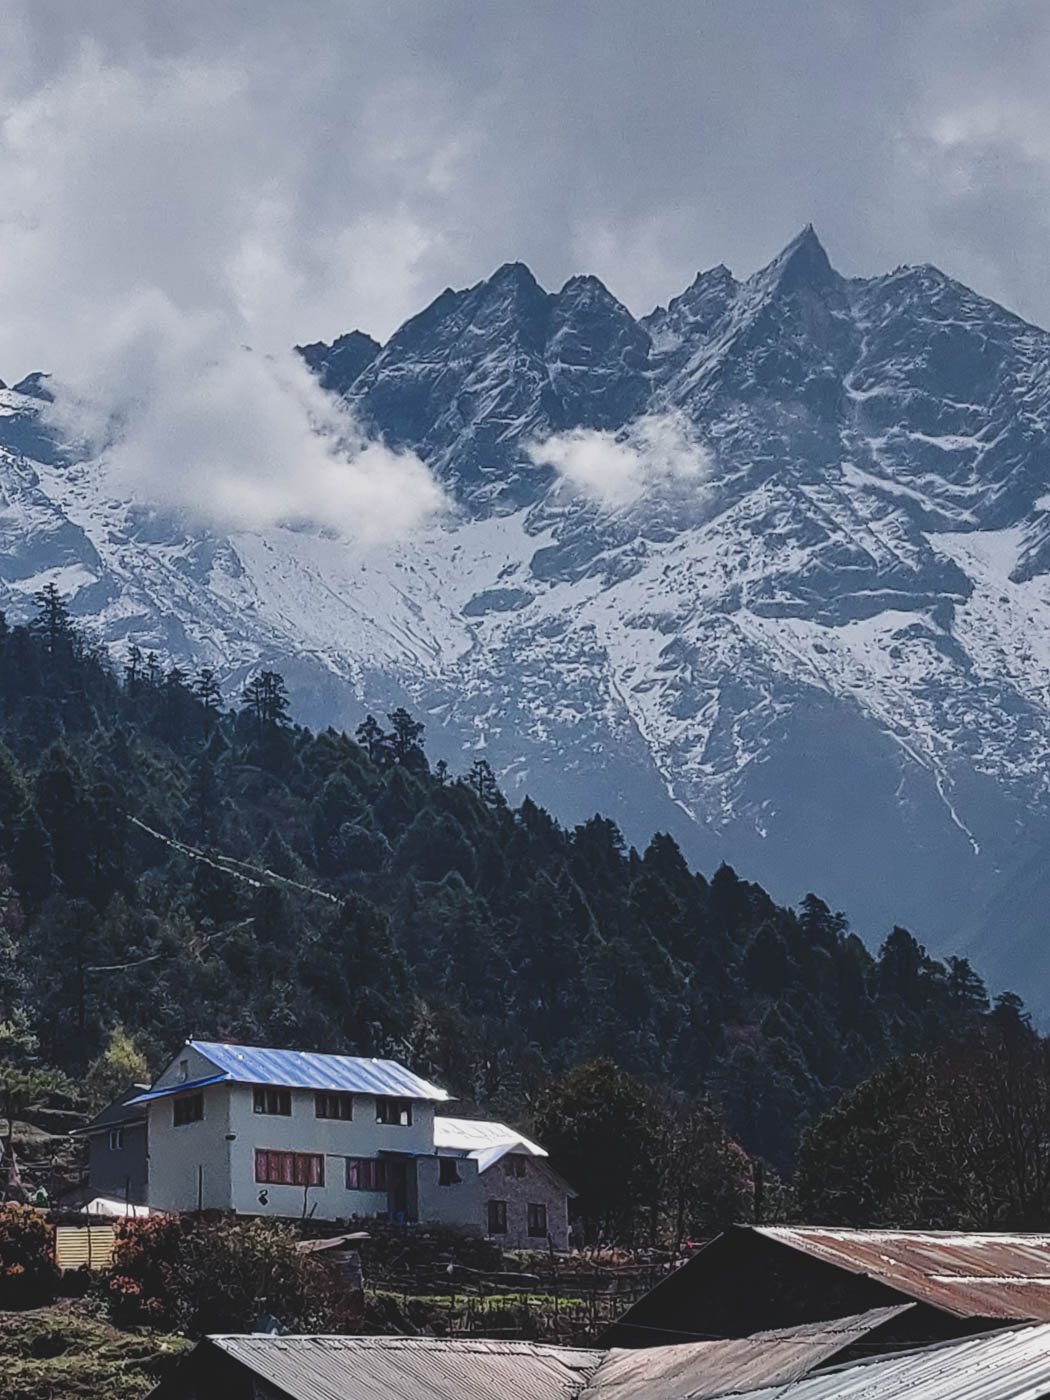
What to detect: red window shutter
<box><xmin>311</xmin><ymin>1155</ymin><xmax>323</xmax><ymax>1186</ymax></box>
<box><xmin>255</xmin><ymin>1150</ymin><xmax>267</xmax><ymax>1183</ymax></box>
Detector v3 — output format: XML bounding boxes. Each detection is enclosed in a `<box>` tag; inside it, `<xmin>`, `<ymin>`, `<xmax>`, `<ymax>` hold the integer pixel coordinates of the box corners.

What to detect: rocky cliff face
<box><xmin>5</xmin><ymin>228</ymin><xmax>1050</xmax><ymax>998</ymax></box>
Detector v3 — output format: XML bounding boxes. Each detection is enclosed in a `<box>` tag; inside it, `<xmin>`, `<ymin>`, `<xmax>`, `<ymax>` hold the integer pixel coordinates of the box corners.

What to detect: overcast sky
<box><xmin>4</xmin><ymin>0</ymin><xmax>1049</xmax><ymax>368</ymax></box>
<box><xmin>2</xmin><ymin>1</ymin><xmax>1047</xmax><ymax>534</ymax></box>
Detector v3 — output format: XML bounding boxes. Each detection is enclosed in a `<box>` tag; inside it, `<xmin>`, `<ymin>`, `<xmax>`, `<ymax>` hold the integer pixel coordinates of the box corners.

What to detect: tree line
<box><xmin>0</xmin><ymin>587</ymin><xmax>1035</xmax><ymax>1239</ymax></box>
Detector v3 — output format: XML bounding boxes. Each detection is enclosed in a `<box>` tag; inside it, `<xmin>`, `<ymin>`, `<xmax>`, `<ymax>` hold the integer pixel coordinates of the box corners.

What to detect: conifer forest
<box><xmin>0</xmin><ymin>587</ymin><xmax>1025</xmax><ymax>1194</ymax></box>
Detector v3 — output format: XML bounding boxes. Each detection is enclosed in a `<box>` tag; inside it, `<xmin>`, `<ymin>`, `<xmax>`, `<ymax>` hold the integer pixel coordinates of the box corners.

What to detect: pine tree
<box><xmin>124</xmin><ymin>645</ymin><xmax>143</xmax><ymax>697</ymax></box>
<box><xmin>387</xmin><ymin>708</ymin><xmax>425</xmax><ymax>764</ymax></box>
<box><xmin>467</xmin><ymin>757</ymin><xmax>502</xmax><ymax>806</ymax></box>
<box><xmin>355</xmin><ymin>715</ymin><xmax>391</xmax><ymax>766</ymax></box>
<box><xmin>946</xmin><ymin>955</ymin><xmax>989</xmax><ymax>1016</ymax></box>
<box><xmin>30</xmin><ymin>584</ymin><xmax>73</xmax><ymax>658</ymax></box>
<box><xmin>194</xmin><ymin>667</ymin><xmax>222</xmax><ymax>719</ymax></box>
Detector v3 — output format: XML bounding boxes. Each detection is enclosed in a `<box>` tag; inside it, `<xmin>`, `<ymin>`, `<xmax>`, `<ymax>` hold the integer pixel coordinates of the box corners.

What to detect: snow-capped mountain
<box><xmin>5</xmin><ymin>226</ymin><xmax>1050</xmax><ymax>1000</ymax></box>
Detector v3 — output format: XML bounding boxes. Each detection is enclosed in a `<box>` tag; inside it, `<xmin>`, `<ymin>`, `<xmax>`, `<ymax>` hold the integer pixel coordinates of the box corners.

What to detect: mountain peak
<box><xmin>296</xmin><ymin>330</ymin><xmax>380</xmax><ymax>396</ymax></box>
<box><xmin>758</xmin><ymin>224</ymin><xmax>837</xmax><ymax>294</ymax></box>
<box><xmin>485</xmin><ymin>261</ymin><xmax>543</xmax><ymax>293</ymax></box>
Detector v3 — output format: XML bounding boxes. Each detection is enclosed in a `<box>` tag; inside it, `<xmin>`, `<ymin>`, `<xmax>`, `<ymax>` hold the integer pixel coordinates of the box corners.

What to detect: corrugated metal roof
<box><xmin>584</xmin><ymin>1308</ymin><xmax>915</xmax><ymax>1400</ymax></box>
<box><xmin>206</xmin><ymin>1334</ymin><xmax>603</xmax><ymax>1400</ymax></box>
<box><xmin>755</xmin><ymin>1228</ymin><xmax>1050</xmax><ymax>1321</ymax></box>
<box><xmin>127</xmin><ymin>1073</ymin><xmax>228</xmax><ymax>1104</ymax></box>
<box><xmin>704</xmin><ymin>1321</ymin><xmax>1050</xmax><ymax>1400</ymax></box>
<box><xmin>186</xmin><ymin>1041</ymin><xmax>451</xmax><ymax>1100</ymax></box>
<box><xmin>434</xmin><ymin>1117</ymin><xmax>548</xmax><ymax>1157</ymax></box>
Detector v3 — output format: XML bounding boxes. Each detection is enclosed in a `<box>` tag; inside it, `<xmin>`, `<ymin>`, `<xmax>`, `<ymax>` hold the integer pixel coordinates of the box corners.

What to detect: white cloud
<box><xmin>528</xmin><ymin>412</ymin><xmax>713</xmax><ymax>508</ymax></box>
<box><xmin>0</xmin><ymin>42</ymin><xmax>447</xmax><ymax>541</ymax></box>
<box><xmin>44</xmin><ymin>322</ymin><xmax>446</xmax><ymax>542</ymax></box>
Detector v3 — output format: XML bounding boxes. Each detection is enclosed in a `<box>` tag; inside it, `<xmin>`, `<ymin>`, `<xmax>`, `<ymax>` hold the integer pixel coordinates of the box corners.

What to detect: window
<box><xmin>254</xmin><ymin>1087</ymin><xmax>291</xmax><ymax>1116</ymax></box>
<box><xmin>487</xmin><ymin>1199</ymin><xmax>507</xmax><ymax>1235</ymax></box>
<box><xmin>315</xmin><ymin>1092</ymin><xmax>353</xmax><ymax>1120</ymax></box>
<box><xmin>346</xmin><ymin>1157</ymin><xmax>388</xmax><ymax>1191</ymax></box>
<box><xmin>173</xmin><ymin>1093</ymin><xmax>203</xmax><ymax>1126</ymax></box>
<box><xmin>504</xmin><ymin>1155</ymin><xmax>526</xmax><ymax>1179</ymax></box>
<box><xmin>178</xmin><ymin>1059</ymin><xmax>189</xmax><ymax>1082</ymax></box>
<box><xmin>527</xmin><ymin>1203</ymin><xmax>548</xmax><ymax>1238</ymax></box>
<box><xmin>254</xmin><ymin>1150</ymin><xmax>324</xmax><ymax>1187</ymax></box>
<box><xmin>439</xmin><ymin>1157</ymin><xmax>461</xmax><ymax>1186</ymax></box>
<box><xmin>108</xmin><ymin>1128</ymin><xmax>124</xmax><ymax>1151</ymax></box>
<box><xmin>376</xmin><ymin>1097</ymin><xmax>412</xmax><ymax>1126</ymax></box>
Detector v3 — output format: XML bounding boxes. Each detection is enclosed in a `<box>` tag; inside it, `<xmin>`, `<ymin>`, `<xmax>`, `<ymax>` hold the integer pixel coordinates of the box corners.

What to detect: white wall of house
<box><xmin>148</xmin><ymin>1082</ymin><xmax>233</xmax><ymax>1213</ymax></box>
<box><xmin>152</xmin><ymin>1044</ymin><xmax>222</xmax><ymax>1091</ymax></box>
<box><xmin>228</xmin><ymin>1084</ymin><xmax>436</xmax><ymax>1222</ymax></box>
<box><xmin>416</xmin><ymin>1155</ymin><xmax>484</xmax><ymax>1233</ymax></box>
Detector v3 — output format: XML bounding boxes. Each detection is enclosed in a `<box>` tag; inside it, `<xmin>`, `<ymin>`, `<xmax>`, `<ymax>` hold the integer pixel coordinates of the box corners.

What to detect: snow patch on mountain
<box><xmin>9</xmin><ymin>227</ymin><xmax>1050</xmax><ymax>999</ymax></box>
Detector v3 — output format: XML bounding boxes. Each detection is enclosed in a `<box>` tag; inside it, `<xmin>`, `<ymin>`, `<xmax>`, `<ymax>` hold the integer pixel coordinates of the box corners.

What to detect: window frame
<box><xmin>254</xmin><ymin>1149</ymin><xmax>324</xmax><ymax>1187</ymax></box>
<box><xmin>439</xmin><ymin>1157</ymin><xmax>461</xmax><ymax>1186</ymax></box>
<box><xmin>487</xmin><ymin>1199</ymin><xmax>508</xmax><ymax>1235</ymax></box>
<box><xmin>504</xmin><ymin>1155</ymin><xmax>526</xmax><ymax>1179</ymax></box>
<box><xmin>108</xmin><ymin>1127</ymin><xmax>124</xmax><ymax>1151</ymax></box>
<box><xmin>315</xmin><ymin>1091</ymin><xmax>353</xmax><ymax>1120</ymax></box>
<box><xmin>253</xmin><ymin>1086</ymin><xmax>292</xmax><ymax>1116</ymax></box>
<box><xmin>375</xmin><ymin>1097</ymin><xmax>413</xmax><ymax>1127</ymax></box>
<box><xmin>346</xmin><ymin>1156</ymin><xmax>389</xmax><ymax>1191</ymax></box>
<box><xmin>173</xmin><ymin>1093</ymin><xmax>204</xmax><ymax>1127</ymax></box>
<box><xmin>527</xmin><ymin>1202</ymin><xmax>548</xmax><ymax>1238</ymax></box>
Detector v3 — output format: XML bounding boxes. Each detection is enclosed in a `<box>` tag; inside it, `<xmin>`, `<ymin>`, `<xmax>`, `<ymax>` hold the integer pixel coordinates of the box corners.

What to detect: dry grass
<box><xmin>0</xmin><ymin>1299</ymin><xmax>190</xmax><ymax>1400</ymax></box>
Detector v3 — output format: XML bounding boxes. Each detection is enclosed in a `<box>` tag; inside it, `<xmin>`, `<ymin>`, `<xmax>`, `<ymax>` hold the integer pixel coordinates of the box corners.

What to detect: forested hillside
<box><xmin>0</xmin><ymin>588</ymin><xmax>1017</xmax><ymax>1171</ymax></box>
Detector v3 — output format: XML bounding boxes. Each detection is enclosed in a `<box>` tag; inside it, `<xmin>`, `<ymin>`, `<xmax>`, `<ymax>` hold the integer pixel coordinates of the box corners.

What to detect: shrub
<box><xmin>103</xmin><ymin>1215</ymin><xmax>333</xmax><ymax>1334</ymax></box>
<box><xmin>106</xmin><ymin>1214</ymin><xmax>184</xmax><ymax>1328</ymax></box>
<box><xmin>0</xmin><ymin>1202</ymin><xmax>58</xmax><ymax>1306</ymax></box>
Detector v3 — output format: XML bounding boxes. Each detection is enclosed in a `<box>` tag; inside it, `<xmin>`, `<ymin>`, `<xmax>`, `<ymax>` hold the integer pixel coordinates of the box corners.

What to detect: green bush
<box><xmin>0</xmin><ymin>1203</ymin><xmax>58</xmax><ymax>1307</ymax></box>
<box><xmin>104</xmin><ymin>1216</ymin><xmax>333</xmax><ymax>1334</ymax></box>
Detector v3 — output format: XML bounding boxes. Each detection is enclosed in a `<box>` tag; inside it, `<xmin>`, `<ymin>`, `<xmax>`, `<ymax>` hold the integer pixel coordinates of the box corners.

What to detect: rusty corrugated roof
<box><xmin>756</xmin><ymin>1228</ymin><xmax>1050</xmax><ymax>1320</ymax></box>
<box><xmin>705</xmin><ymin>1320</ymin><xmax>1050</xmax><ymax>1400</ymax></box>
<box><xmin>584</xmin><ymin>1307</ymin><xmax>915</xmax><ymax>1400</ymax></box>
<box><xmin>205</xmin><ymin>1335</ymin><xmax>604</xmax><ymax>1400</ymax></box>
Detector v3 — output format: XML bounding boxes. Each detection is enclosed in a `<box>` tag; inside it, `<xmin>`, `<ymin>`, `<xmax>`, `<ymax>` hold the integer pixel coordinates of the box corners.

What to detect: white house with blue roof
<box><xmin>128</xmin><ymin>1040</ymin><xmax>573</xmax><ymax>1243</ymax></box>
<box><xmin>138</xmin><ymin>1040</ymin><xmax>450</xmax><ymax>1223</ymax></box>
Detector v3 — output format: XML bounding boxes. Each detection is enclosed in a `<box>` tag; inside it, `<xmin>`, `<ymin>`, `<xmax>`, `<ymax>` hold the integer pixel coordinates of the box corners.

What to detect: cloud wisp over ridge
<box><xmin>528</xmin><ymin>412</ymin><xmax>714</xmax><ymax>508</ymax></box>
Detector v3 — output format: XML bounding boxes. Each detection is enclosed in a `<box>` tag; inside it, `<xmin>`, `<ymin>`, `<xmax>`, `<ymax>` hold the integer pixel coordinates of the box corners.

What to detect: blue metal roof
<box><xmin>187</xmin><ymin>1041</ymin><xmax>451</xmax><ymax>1100</ymax></box>
<box><xmin>128</xmin><ymin>1073</ymin><xmax>228</xmax><ymax>1104</ymax></box>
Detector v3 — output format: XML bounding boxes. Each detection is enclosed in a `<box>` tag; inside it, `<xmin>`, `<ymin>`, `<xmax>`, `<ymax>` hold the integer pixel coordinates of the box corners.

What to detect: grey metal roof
<box><xmin>705</xmin><ymin>1321</ymin><xmax>1050</xmax><ymax>1400</ymax></box>
<box><xmin>185</xmin><ymin>1041</ymin><xmax>451</xmax><ymax>1100</ymax></box>
<box><xmin>584</xmin><ymin>1309</ymin><xmax>915</xmax><ymax>1400</ymax></box>
<box><xmin>206</xmin><ymin>1335</ymin><xmax>603</xmax><ymax>1400</ymax></box>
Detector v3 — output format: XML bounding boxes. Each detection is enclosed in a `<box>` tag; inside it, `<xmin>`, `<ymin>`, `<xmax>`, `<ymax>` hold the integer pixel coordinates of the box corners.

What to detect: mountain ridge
<box><xmin>5</xmin><ymin>228</ymin><xmax>1050</xmax><ymax>1001</ymax></box>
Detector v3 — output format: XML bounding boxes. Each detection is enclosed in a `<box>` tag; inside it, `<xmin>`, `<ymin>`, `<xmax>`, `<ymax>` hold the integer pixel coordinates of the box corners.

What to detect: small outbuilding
<box><xmin>433</xmin><ymin>1116</ymin><xmax>576</xmax><ymax>1249</ymax></box>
